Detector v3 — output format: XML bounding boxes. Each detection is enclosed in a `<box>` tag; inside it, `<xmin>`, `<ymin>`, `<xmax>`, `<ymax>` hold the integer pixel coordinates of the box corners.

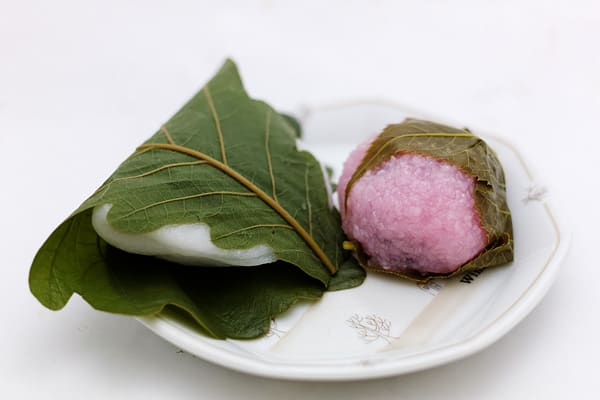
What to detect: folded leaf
<box><xmin>78</xmin><ymin>59</ymin><xmax>341</xmax><ymax>283</ymax></box>
<box><xmin>29</xmin><ymin>60</ymin><xmax>365</xmax><ymax>338</ymax></box>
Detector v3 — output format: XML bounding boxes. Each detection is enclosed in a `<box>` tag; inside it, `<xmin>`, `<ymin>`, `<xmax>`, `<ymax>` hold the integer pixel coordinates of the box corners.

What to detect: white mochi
<box><xmin>91</xmin><ymin>204</ymin><xmax>276</xmax><ymax>266</ymax></box>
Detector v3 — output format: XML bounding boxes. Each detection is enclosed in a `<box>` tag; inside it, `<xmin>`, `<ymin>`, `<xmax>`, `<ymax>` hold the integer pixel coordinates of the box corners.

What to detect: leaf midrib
<box><xmin>136</xmin><ymin>140</ymin><xmax>337</xmax><ymax>275</ymax></box>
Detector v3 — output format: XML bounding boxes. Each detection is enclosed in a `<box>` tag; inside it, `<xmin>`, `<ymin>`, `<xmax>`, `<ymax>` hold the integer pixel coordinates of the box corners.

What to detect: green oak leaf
<box><xmin>79</xmin><ymin>60</ymin><xmax>343</xmax><ymax>282</ymax></box>
<box><xmin>29</xmin><ymin>60</ymin><xmax>365</xmax><ymax>338</ymax></box>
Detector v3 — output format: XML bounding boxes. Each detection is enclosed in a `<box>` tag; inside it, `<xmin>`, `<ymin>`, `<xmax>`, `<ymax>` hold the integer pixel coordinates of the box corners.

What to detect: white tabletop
<box><xmin>2</xmin><ymin>1</ymin><xmax>597</xmax><ymax>398</ymax></box>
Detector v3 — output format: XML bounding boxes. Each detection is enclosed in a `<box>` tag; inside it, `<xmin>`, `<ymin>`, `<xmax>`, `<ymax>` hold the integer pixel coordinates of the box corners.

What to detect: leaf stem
<box><xmin>137</xmin><ymin>142</ymin><xmax>337</xmax><ymax>275</ymax></box>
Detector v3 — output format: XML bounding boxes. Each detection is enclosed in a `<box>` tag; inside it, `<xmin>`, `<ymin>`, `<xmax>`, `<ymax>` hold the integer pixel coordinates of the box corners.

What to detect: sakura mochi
<box><xmin>338</xmin><ymin>119</ymin><xmax>514</xmax><ymax>281</ymax></box>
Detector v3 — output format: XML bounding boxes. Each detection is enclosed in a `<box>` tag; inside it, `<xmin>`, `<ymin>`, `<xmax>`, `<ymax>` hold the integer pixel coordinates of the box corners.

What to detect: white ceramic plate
<box><xmin>138</xmin><ymin>102</ymin><xmax>570</xmax><ymax>381</ymax></box>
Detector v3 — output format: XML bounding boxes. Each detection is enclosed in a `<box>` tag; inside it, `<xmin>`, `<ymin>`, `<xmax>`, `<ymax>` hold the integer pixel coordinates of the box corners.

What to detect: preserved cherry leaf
<box><xmin>340</xmin><ymin>119</ymin><xmax>513</xmax><ymax>282</ymax></box>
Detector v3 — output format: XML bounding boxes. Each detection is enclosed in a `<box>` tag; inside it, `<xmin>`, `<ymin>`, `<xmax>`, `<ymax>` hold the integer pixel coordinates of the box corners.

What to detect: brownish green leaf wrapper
<box><xmin>344</xmin><ymin>118</ymin><xmax>514</xmax><ymax>282</ymax></box>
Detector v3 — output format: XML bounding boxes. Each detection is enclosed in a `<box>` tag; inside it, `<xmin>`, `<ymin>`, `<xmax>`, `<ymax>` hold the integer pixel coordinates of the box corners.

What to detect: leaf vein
<box><xmin>90</xmin><ymin>160</ymin><xmax>207</xmax><ymax>200</ymax></box>
<box><xmin>264</xmin><ymin>109</ymin><xmax>278</xmax><ymax>202</ymax></box>
<box><xmin>115</xmin><ymin>191</ymin><xmax>256</xmax><ymax>221</ymax></box>
<box><xmin>161</xmin><ymin>125</ymin><xmax>175</xmax><ymax>144</ymax></box>
<box><xmin>214</xmin><ymin>224</ymin><xmax>293</xmax><ymax>241</ymax></box>
<box><xmin>203</xmin><ymin>86</ymin><xmax>228</xmax><ymax>164</ymax></box>
<box><xmin>136</xmin><ymin>141</ymin><xmax>337</xmax><ymax>275</ymax></box>
<box><xmin>304</xmin><ymin>166</ymin><xmax>313</xmax><ymax>237</ymax></box>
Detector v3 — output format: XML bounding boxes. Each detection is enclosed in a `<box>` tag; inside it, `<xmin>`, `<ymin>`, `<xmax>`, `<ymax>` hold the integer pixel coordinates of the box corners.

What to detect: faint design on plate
<box><xmin>459</xmin><ymin>268</ymin><xmax>485</xmax><ymax>284</ymax></box>
<box><xmin>347</xmin><ymin>314</ymin><xmax>398</xmax><ymax>344</ymax></box>
<box><xmin>418</xmin><ymin>279</ymin><xmax>444</xmax><ymax>296</ymax></box>
<box><xmin>175</xmin><ymin>349</ymin><xmax>197</xmax><ymax>359</ymax></box>
<box><xmin>523</xmin><ymin>184</ymin><xmax>548</xmax><ymax>204</ymax></box>
<box><xmin>266</xmin><ymin>319</ymin><xmax>287</xmax><ymax>338</ymax></box>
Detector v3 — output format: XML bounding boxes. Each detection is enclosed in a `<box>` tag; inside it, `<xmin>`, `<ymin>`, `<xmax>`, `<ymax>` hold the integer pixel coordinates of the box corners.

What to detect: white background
<box><xmin>1</xmin><ymin>0</ymin><xmax>598</xmax><ymax>398</ymax></box>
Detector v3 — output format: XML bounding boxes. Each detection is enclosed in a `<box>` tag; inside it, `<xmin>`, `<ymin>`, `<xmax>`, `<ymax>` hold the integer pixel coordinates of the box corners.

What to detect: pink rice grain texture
<box><xmin>338</xmin><ymin>138</ymin><xmax>487</xmax><ymax>276</ymax></box>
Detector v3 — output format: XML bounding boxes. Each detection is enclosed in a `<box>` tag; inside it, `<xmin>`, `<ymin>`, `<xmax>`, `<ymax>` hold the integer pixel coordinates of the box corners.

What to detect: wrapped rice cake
<box><xmin>338</xmin><ymin>118</ymin><xmax>513</xmax><ymax>282</ymax></box>
<box><xmin>28</xmin><ymin>60</ymin><xmax>365</xmax><ymax>340</ymax></box>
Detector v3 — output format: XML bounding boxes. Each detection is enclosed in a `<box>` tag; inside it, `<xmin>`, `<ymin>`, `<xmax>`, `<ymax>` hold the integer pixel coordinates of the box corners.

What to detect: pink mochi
<box><xmin>338</xmin><ymin>137</ymin><xmax>487</xmax><ymax>276</ymax></box>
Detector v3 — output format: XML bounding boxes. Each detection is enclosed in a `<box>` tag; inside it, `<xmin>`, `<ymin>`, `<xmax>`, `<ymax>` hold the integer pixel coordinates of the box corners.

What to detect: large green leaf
<box><xmin>29</xmin><ymin>60</ymin><xmax>365</xmax><ymax>338</ymax></box>
<box><xmin>345</xmin><ymin>118</ymin><xmax>513</xmax><ymax>282</ymax></box>
<box><xmin>77</xmin><ymin>60</ymin><xmax>342</xmax><ymax>283</ymax></box>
